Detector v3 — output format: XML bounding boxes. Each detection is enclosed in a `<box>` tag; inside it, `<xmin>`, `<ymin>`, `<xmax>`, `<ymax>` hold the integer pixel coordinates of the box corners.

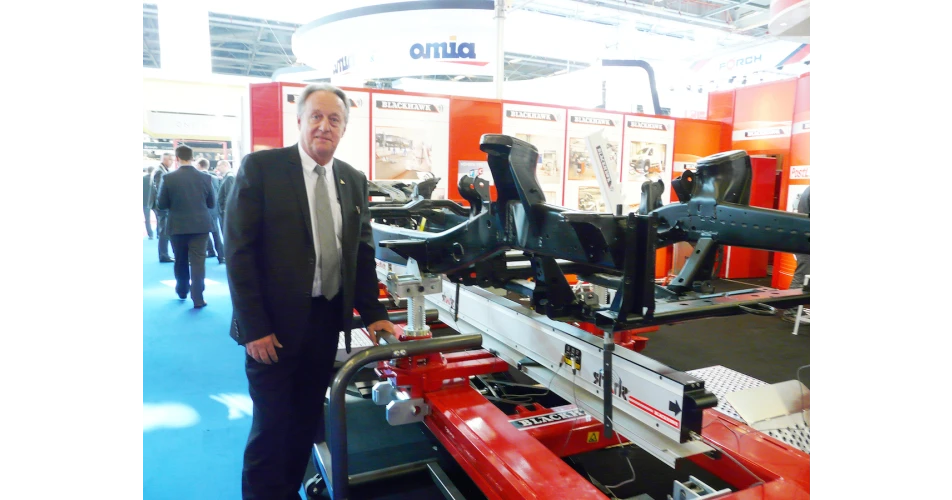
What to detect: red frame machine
<box><xmin>372</xmin><ymin>319</ymin><xmax>809</xmax><ymax>499</ymax></box>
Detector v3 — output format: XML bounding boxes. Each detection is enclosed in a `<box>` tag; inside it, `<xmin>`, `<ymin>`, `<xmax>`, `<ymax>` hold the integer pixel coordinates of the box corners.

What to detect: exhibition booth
<box><xmin>244</xmin><ymin>76</ymin><xmax>812</xmax><ymax>286</ymax></box>
<box><xmin>142</xmin><ymin>0</ymin><xmax>810</xmax><ymax>287</ymax></box>
<box><xmin>248</xmin><ymin>81</ymin><xmax>734</xmax><ymax>279</ymax></box>
<box><xmin>707</xmin><ymin>71</ymin><xmax>810</xmax><ymax>288</ymax></box>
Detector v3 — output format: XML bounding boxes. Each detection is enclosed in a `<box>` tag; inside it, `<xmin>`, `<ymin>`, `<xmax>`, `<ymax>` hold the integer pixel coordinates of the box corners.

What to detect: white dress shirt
<box><xmin>298</xmin><ymin>143</ymin><xmax>343</xmax><ymax>297</ymax></box>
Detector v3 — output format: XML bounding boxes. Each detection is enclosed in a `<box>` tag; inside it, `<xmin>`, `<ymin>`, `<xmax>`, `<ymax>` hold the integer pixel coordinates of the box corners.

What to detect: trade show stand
<box><xmin>248</xmin><ymin>82</ymin><xmax>733</xmax><ymax>279</ymax></box>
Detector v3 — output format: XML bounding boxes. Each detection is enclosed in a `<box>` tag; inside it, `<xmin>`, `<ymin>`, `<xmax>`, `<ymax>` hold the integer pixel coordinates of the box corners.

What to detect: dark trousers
<box><xmin>207</xmin><ymin>215</ymin><xmax>224</xmax><ymax>259</ymax></box>
<box><xmin>154</xmin><ymin>209</ymin><xmax>171</xmax><ymax>260</ymax></box>
<box><xmin>170</xmin><ymin>233</ymin><xmax>208</xmax><ymax>305</ymax></box>
<box><xmin>790</xmin><ymin>253</ymin><xmax>810</xmax><ymax>289</ymax></box>
<box><xmin>143</xmin><ymin>206</ymin><xmax>154</xmax><ymax>238</ymax></box>
<box><xmin>242</xmin><ymin>294</ymin><xmax>343</xmax><ymax>500</ymax></box>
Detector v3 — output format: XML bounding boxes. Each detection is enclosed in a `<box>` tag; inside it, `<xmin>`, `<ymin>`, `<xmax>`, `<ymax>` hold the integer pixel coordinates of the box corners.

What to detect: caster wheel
<box><xmin>304</xmin><ymin>474</ymin><xmax>325</xmax><ymax>499</ymax></box>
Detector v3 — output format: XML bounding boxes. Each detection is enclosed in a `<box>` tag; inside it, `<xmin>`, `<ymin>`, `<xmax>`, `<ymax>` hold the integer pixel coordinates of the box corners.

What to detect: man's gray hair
<box><xmin>296</xmin><ymin>83</ymin><xmax>350</xmax><ymax>124</ymax></box>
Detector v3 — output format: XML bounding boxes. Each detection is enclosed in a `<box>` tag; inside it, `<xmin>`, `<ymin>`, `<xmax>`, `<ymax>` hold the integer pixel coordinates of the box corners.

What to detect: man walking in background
<box><xmin>151</xmin><ymin>153</ymin><xmax>174</xmax><ymax>262</ymax></box>
<box><xmin>197</xmin><ymin>158</ymin><xmax>225</xmax><ymax>264</ymax></box>
<box><xmin>216</xmin><ymin>160</ymin><xmax>236</xmax><ymax>229</ymax></box>
<box><xmin>157</xmin><ymin>145</ymin><xmax>216</xmax><ymax>308</ymax></box>
<box><xmin>782</xmin><ymin>185</ymin><xmax>810</xmax><ymax>323</ymax></box>
<box><xmin>143</xmin><ymin>166</ymin><xmax>155</xmax><ymax>239</ymax></box>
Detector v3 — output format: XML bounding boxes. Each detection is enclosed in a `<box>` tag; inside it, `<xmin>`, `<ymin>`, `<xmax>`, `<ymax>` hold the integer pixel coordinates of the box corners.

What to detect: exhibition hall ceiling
<box><xmin>143</xmin><ymin>0</ymin><xmax>785</xmax><ymax>82</ymax></box>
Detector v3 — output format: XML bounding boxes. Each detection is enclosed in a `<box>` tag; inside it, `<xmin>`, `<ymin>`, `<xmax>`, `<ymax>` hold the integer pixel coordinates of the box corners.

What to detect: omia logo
<box><xmin>410</xmin><ymin>36</ymin><xmax>476</xmax><ymax>60</ymax></box>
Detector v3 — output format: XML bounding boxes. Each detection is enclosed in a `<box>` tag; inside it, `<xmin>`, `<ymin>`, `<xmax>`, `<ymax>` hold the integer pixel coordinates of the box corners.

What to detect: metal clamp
<box><xmin>385</xmin><ymin>258</ymin><xmax>443</xmax><ymax>337</ymax></box>
<box><xmin>386</xmin><ymin>398</ymin><xmax>430</xmax><ymax>425</ymax></box>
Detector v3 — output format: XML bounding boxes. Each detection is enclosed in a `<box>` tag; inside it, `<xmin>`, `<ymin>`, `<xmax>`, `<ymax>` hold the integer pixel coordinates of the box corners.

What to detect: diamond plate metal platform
<box><xmin>339</xmin><ymin>328</ymin><xmax>375</xmax><ymax>349</ymax></box>
<box><xmin>687</xmin><ymin>365</ymin><xmax>810</xmax><ymax>454</ymax></box>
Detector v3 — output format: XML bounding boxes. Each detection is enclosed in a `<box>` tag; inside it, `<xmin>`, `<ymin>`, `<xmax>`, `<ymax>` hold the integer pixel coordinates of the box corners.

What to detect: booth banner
<box><xmin>622</xmin><ymin>115</ymin><xmax>675</xmax><ymax>211</ymax></box>
<box><xmin>502</xmin><ymin>103</ymin><xmax>567</xmax><ymax>205</ymax></box>
<box><xmin>731</xmin><ymin>121</ymin><xmax>792</xmax><ymax>143</ymax></box>
<box><xmin>793</xmin><ymin>120</ymin><xmax>810</xmax><ymax>134</ymax></box>
<box><xmin>790</xmin><ymin>165</ymin><xmax>810</xmax><ymax>180</ymax></box>
<box><xmin>281</xmin><ymin>86</ymin><xmax>372</xmax><ymax>176</ymax></box>
<box><xmin>294</xmin><ymin>7</ymin><xmax>496</xmax><ymax>81</ymax></box>
<box><xmin>143</xmin><ymin>111</ymin><xmax>239</xmax><ymax>141</ymax></box>
<box><xmin>371</xmin><ymin>94</ymin><xmax>450</xmax><ymax>199</ymax></box>
<box><xmin>731</xmin><ymin>79</ymin><xmax>797</xmax><ymax>152</ymax></box>
<box><xmin>564</xmin><ymin>110</ymin><xmax>623</xmax><ymax>211</ymax></box>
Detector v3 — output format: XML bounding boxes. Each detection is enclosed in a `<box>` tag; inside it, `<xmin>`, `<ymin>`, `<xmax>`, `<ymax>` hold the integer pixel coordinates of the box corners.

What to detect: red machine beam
<box><xmin>691</xmin><ymin>409</ymin><xmax>810</xmax><ymax>499</ymax></box>
<box><xmin>425</xmin><ymin>384</ymin><xmax>609</xmax><ymax>500</ymax></box>
<box><xmin>512</xmin><ymin>403</ymin><xmax>629</xmax><ymax>457</ymax></box>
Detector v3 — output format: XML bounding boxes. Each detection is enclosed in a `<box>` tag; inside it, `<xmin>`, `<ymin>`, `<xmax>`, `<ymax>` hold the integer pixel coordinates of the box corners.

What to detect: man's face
<box><xmin>298</xmin><ymin>91</ymin><xmax>347</xmax><ymax>165</ymax></box>
<box><xmin>162</xmin><ymin>155</ymin><xmax>173</xmax><ymax>168</ymax></box>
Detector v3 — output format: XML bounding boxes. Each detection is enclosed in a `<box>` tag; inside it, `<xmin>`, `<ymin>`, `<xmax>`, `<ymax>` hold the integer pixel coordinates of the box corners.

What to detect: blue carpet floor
<box><xmin>143</xmin><ymin>236</ymin><xmax>258</xmax><ymax>500</ymax></box>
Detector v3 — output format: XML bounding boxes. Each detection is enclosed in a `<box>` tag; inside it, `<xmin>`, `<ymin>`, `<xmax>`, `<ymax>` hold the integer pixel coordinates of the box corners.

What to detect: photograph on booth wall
<box><xmin>567</xmin><ymin>138</ymin><xmax>620</xmax><ymax>181</ymax></box>
<box><xmin>373</xmin><ymin>126</ymin><xmax>436</xmax><ymax>181</ymax></box>
<box><xmin>577</xmin><ymin>185</ymin><xmax>606</xmax><ymax>213</ymax></box>
<box><xmin>514</xmin><ymin>133</ymin><xmax>562</xmax><ymax>185</ymax></box>
<box><xmin>627</xmin><ymin>141</ymin><xmax>667</xmax><ymax>179</ymax></box>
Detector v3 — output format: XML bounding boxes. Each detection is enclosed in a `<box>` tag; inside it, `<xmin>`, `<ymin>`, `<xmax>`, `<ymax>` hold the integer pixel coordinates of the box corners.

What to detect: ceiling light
<box><xmin>780</xmin><ymin>22</ymin><xmax>787</xmax><ymax>26</ymax></box>
<box><xmin>508</xmin><ymin>58</ymin><xmax>522</xmax><ymax>64</ymax></box>
<box><xmin>453</xmin><ymin>75</ymin><xmax>465</xmax><ymax>81</ymax></box>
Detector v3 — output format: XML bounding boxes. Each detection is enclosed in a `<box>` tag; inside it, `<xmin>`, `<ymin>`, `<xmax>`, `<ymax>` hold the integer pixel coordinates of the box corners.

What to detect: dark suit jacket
<box><xmin>156</xmin><ymin>165</ymin><xmax>215</xmax><ymax>235</ymax></box>
<box><xmin>798</xmin><ymin>186</ymin><xmax>810</xmax><ymax>216</ymax></box>
<box><xmin>150</xmin><ymin>166</ymin><xmax>169</xmax><ymax>210</ymax></box>
<box><xmin>202</xmin><ymin>171</ymin><xmax>222</xmax><ymax>220</ymax></box>
<box><xmin>223</xmin><ymin>146</ymin><xmax>389</xmax><ymax>352</ymax></box>
<box><xmin>218</xmin><ymin>172</ymin><xmax>236</xmax><ymax>222</ymax></box>
<box><xmin>143</xmin><ymin>173</ymin><xmax>152</xmax><ymax>207</ymax></box>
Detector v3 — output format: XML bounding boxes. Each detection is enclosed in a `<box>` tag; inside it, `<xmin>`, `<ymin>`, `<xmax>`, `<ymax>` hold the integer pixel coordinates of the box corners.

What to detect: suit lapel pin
<box><xmin>340</xmin><ymin>178</ymin><xmax>345</xmax><ymax>185</ymax></box>
<box><xmin>356</xmin><ymin>206</ymin><xmax>360</xmax><ymax>214</ymax></box>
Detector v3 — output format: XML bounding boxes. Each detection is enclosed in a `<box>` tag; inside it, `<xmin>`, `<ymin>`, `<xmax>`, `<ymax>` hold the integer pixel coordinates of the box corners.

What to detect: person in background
<box><xmin>197</xmin><ymin>158</ymin><xmax>225</xmax><ymax>264</ymax></box>
<box><xmin>143</xmin><ymin>166</ymin><xmax>155</xmax><ymax>239</ymax></box>
<box><xmin>216</xmin><ymin>160</ymin><xmax>236</xmax><ymax>229</ymax></box>
<box><xmin>782</xmin><ymin>185</ymin><xmax>810</xmax><ymax>324</ymax></box>
<box><xmin>151</xmin><ymin>153</ymin><xmax>175</xmax><ymax>262</ymax></box>
<box><xmin>224</xmin><ymin>83</ymin><xmax>394</xmax><ymax>499</ymax></box>
<box><xmin>157</xmin><ymin>145</ymin><xmax>215</xmax><ymax>308</ymax></box>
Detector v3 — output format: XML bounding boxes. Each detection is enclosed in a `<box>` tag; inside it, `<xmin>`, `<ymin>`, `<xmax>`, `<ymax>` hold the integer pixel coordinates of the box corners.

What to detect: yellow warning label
<box><xmin>587</xmin><ymin>432</ymin><xmax>600</xmax><ymax>443</ymax></box>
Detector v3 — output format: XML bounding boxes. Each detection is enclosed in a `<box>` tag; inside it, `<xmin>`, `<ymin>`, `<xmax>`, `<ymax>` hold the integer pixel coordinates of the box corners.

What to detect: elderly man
<box><xmin>224</xmin><ymin>83</ymin><xmax>395</xmax><ymax>499</ymax></box>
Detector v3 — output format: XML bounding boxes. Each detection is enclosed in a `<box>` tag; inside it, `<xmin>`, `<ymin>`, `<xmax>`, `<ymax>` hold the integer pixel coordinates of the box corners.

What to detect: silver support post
<box><xmin>494</xmin><ymin>0</ymin><xmax>506</xmax><ymax>99</ymax></box>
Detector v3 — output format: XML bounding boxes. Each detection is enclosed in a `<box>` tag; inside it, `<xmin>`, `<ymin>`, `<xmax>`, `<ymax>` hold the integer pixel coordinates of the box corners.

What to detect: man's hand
<box><xmin>246</xmin><ymin>334</ymin><xmax>283</xmax><ymax>364</ymax></box>
<box><xmin>366</xmin><ymin>320</ymin><xmax>396</xmax><ymax>344</ymax></box>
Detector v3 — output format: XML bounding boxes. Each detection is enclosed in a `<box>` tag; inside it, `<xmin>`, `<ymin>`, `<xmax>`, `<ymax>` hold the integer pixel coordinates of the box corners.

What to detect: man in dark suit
<box><xmin>157</xmin><ymin>145</ymin><xmax>216</xmax><ymax>308</ymax></box>
<box><xmin>196</xmin><ymin>158</ymin><xmax>225</xmax><ymax>263</ymax></box>
<box><xmin>782</xmin><ymin>186</ymin><xmax>810</xmax><ymax>323</ymax></box>
<box><xmin>224</xmin><ymin>84</ymin><xmax>395</xmax><ymax>499</ymax></box>
<box><xmin>151</xmin><ymin>153</ymin><xmax>174</xmax><ymax>262</ymax></box>
<box><xmin>216</xmin><ymin>160</ymin><xmax>235</xmax><ymax>228</ymax></box>
<box><xmin>143</xmin><ymin>166</ymin><xmax>155</xmax><ymax>239</ymax></box>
